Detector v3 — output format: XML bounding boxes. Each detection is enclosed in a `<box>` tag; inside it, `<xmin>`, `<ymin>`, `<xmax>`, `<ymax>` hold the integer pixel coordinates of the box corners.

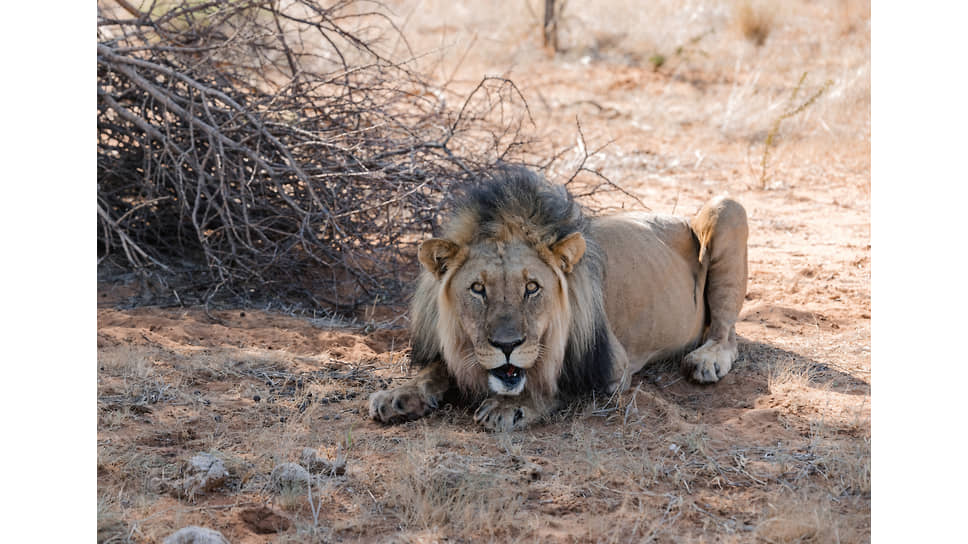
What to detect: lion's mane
<box><xmin>409</xmin><ymin>166</ymin><xmax>616</xmax><ymax>399</ymax></box>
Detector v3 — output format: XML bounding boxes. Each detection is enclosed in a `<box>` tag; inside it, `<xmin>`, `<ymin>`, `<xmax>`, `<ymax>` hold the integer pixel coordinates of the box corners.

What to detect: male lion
<box><xmin>369</xmin><ymin>166</ymin><xmax>748</xmax><ymax>431</ymax></box>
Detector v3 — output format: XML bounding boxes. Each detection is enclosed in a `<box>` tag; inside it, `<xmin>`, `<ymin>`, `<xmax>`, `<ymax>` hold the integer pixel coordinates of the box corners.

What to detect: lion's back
<box><xmin>590</xmin><ymin>212</ymin><xmax>707</xmax><ymax>370</ymax></box>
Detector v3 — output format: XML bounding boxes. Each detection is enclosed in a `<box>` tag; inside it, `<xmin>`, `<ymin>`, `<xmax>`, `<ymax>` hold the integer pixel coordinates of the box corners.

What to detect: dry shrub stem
<box><xmin>98</xmin><ymin>0</ymin><xmax>607</xmax><ymax>310</ymax></box>
<box><xmin>542</xmin><ymin>0</ymin><xmax>562</xmax><ymax>52</ymax></box>
<box><xmin>759</xmin><ymin>72</ymin><xmax>833</xmax><ymax>189</ymax></box>
<box><xmin>566</xmin><ymin>117</ymin><xmax>650</xmax><ymax>211</ymax></box>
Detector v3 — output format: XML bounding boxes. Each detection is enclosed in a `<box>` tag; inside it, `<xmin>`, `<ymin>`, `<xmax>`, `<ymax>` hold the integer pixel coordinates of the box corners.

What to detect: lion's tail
<box><xmin>693</xmin><ymin>217</ymin><xmax>714</xmax><ymax>266</ymax></box>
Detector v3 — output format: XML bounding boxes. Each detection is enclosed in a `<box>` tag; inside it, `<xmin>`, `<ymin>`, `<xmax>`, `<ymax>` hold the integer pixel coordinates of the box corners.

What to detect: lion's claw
<box><xmin>473</xmin><ymin>398</ymin><xmax>533</xmax><ymax>432</ymax></box>
<box><xmin>368</xmin><ymin>386</ymin><xmax>436</xmax><ymax>423</ymax></box>
<box><xmin>682</xmin><ymin>340</ymin><xmax>737</xmax><ymax>383</ymax></box>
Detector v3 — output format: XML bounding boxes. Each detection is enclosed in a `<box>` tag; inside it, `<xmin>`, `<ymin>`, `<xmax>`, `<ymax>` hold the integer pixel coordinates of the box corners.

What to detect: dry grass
<box><xmin>734</xmin><ymin>0</ymin><xmax>775</xmax><ymax>46</ymax></box>
<box><xmin>97</xmin><ymin>305</ymin><xmax>870</xmax><ymax>541</ymax></box>
<box><xmin>386</xmin><ymin>446</ymin><xmax>527</xmax><ymax>537</ymax></box>
<box><xmin>755</xmin><ymin>488</ymin><xmax>869</xmax><ymax>543</ymax></box>
<box><xmin>377</xmin><ymin>0</ymin><xmax>868</xmax><ymax>200</ymax></box>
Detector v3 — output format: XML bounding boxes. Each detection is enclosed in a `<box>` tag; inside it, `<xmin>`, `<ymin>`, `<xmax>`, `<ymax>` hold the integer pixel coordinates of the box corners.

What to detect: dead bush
<box><xmin>97</xmin><ymin>0</ymin><xmax>541</xmax><ymax>310</ymax></box>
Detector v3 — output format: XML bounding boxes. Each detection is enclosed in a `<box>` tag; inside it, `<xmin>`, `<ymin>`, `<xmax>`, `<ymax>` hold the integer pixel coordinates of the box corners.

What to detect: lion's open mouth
<box><xmin>490</xmin><ymin>364</ymin><xmax>524</xmax><ymax>387</ymax></box>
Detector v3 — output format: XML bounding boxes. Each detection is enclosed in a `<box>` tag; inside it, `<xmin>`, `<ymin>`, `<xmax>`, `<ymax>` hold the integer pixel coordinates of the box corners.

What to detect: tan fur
<box><xmin>433</xmin><ymin>237</ymin><xmax>585</xmax><ymax>402</ymax></box>
<box><xmin>370</xmin><ymin>183</ymin><xmax>749</xmax><ymax>431</ymax></box>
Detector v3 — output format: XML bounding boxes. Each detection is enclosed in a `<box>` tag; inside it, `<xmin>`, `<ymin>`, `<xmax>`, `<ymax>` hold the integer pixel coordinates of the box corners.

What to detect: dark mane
<box><xmin>559</xmin><ymin>319</ymin><xmax>614</xmax><ymax>397</ymax></box>
<box><xmin>449</xmin><ymin>166</ymin><xmax>587</xmax><ymax>245</ymax></box>
<box><xmin>435</xmin><ymin>165</ymin><xmax>615</xmax><ymax>396</ymax></box>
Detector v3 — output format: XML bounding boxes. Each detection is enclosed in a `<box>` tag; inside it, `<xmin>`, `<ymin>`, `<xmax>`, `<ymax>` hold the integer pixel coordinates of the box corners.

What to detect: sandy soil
<box><xmin>98</xmin><ymin>1</ymin><xmax>869</xmax><ymax>542</ymax></box>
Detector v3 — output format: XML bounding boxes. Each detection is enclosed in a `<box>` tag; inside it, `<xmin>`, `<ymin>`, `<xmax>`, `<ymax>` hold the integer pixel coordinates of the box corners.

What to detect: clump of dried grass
<box><xmin>807</xmin><ymin>414</ymin><xmax>871</xmax><ymax>498</ymax></box>
<box><xmin>734</xmin><ymin>0</ymin><xmax>775</xmax><ymax>46</ymax></box>
<box><xmin>755</xmin><ymin>490</ymin><xmax>868</xmax><ymax>543</ymax></box>
<box><xmin>758</xmin><ymin>72</ymin><xmax>833</xmax><ymax>189</ymax></box>
<box><xmin>755</xmin><ymin>495</ymin><xmax>838</xmax><ymax>543</ymax></box>
<box><xmin>97</xmin><ymin>492</ymin><xmax>133</xmax><ymax>544</ymax></box>
<box><xmin>383</xmin><ymin>437</ymin><xmax>527</xmax><ymax>538</ymax></box>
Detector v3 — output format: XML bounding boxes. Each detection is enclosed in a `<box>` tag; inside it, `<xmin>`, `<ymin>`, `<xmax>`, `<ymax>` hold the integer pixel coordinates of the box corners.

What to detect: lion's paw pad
<box><xmin>682</xmin><ymin>341</ymin><xmax>737</xmax><ymax>383</ymax></box>
<box><xmin>473</xmin><ymin>398</ymin><xmax>531</xmax><ymax>432</ymax></box>
<box><xmin>368</xmin><ymin>387</ymin><xmax>437</xmax><ymax>424</ymax></box>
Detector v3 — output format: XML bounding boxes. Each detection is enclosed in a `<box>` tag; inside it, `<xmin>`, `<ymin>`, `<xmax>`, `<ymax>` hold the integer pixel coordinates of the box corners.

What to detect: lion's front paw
<box><xmin>682</xmin><ymin>340</ymin><xmax>738</xmax><ymax>383</ymax></box>
<box><xmin>473</xmin><ymin>398</ymin><xmax>535</xmax><ymax>432</ymax></box>
<box><xmin>368</xmin><ymin>385</ymin><xmax>438</xmax><ymax>424</ymax></box>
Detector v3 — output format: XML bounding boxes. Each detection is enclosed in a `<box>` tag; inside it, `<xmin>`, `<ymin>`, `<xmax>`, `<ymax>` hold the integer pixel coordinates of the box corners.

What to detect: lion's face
<box><xmin>418</xmin><ymin>232</ymin><xmax>586</xmax><ymax>397</ymax></box>
<box><xmin>449</xmin><ymin>242</ymin><xmax>563</xmax><ymax>395</ymax></box>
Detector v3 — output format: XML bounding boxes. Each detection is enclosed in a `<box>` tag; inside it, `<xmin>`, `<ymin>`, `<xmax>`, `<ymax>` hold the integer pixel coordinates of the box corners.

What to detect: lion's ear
<box><xmin>550</xmin><ymin>232</ymin><xmax>586</xmax><ymax>273</ymax></box>
<box><xmin>418</xmin><ymin>238</ymin><xmax>464</xmax><ymax>279</ymax></box>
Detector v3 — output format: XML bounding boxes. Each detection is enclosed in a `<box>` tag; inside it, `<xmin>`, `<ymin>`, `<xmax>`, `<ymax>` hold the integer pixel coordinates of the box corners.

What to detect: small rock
<box><xmin>300</xmin><ymin>448</ymin><xmax>346</xmax><ymax>476</ymax></box>
<box><xmin>510</xmin><ymin>455</ymin><xmax>543</xmax><ymax>481</ymax></box>
<box><xmin>172</xmin><ymin>453</ymin><xmax>229</xmax><ymax>500</ymax></box>
<box><xmin>188</xmin><ymin>453</ymin><xmax>229</xmax><ymax>489</ymax></box>
<box><xmin>270</xmin><ymin>462</ymin><xmax>311</xmax><ymax>491</ymax></box>
<box><xmin>520</xmin><ymin>460</ymin><xmax>543</xmax><ymax>481</ymax></box>
<box><xmin>163</xmin><ymin>526</ymin><xmax>230</xmax><ymax>544</ymax></box>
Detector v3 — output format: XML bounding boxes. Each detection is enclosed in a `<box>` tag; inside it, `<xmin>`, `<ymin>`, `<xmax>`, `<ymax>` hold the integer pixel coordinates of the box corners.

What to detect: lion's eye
<box><xmin>470</xmin><ymin>282</ymin><xmax>486</xmax><ymax>296</ymax></box>
<box><xmin>525</xmin><ymin>281</ymin><xmax>541</xmax><ymax>297</ymax></box>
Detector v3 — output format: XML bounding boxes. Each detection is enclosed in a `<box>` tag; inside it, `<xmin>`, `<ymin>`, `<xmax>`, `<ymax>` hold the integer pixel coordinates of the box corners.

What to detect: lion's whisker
<box><xmin>461</xmin><ymin>352</ymin><xmax>479</xmax><ymax>371</ymax></box>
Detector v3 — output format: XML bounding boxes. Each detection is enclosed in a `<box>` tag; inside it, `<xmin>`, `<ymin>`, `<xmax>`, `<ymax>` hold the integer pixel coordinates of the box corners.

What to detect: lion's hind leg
<box><xmin>683</xmin><ymin>196</ymin><xmax>749</xmax><ymax>383</ymax></box>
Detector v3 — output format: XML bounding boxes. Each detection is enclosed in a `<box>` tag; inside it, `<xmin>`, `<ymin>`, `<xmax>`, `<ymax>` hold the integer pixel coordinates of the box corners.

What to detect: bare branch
<box><xmin>97</xmin><ymin>0</ymin><xmax>544</xmax><ymax>310</ymax></box>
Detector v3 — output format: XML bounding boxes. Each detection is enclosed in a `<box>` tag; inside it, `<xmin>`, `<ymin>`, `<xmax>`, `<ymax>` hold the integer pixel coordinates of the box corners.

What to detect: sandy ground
<box><xmin>97</xmin><ymin>1</ymin><xmax>869</xmax><ymax>542</ymax></box>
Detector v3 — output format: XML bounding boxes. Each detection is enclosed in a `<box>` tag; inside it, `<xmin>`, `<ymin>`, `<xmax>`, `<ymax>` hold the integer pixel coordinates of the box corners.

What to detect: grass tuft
<box><xmin>759</xmin><ymin>73</ymin><xmax>833</xmax><ymax>189</ymax></box>
<box><xmin>383</xmin><ymin>435</ymin><xmax>527</xmax><ymax>538</ymax></box>
<box><xmin>735</xmin><ymin>0</ymin><xmax>775</xmax><ymax>46</ymax></box>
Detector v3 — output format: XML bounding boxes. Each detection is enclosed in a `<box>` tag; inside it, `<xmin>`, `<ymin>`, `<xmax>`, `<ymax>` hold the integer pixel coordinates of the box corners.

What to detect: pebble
<box><xmin>163</xmin><ymin>526</ymin><xmax>229</xmax><ymax>544</ymax></box>
<box><xmin>270</xmin><ymin>462</ymin><xmax>312</xmax><ymax>491</ymax></box>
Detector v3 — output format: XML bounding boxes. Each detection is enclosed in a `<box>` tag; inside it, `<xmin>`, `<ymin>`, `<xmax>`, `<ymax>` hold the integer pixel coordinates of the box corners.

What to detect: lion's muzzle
<box><xmin>488</xmin><ymin>363</ymin><xmax>526</xmax><ymax>396</ymax></box>
<box><xmin>489</xmin><ymin>336</ymin><xmax>525</xmax><ymax>356</ymax></box>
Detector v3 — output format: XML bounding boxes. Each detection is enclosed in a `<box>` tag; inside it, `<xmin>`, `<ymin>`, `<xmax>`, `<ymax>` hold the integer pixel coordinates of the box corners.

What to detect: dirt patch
<box><xmin>239</xmin><ymin>507</ymin><xmax>291</xmax><ymax>535</ymax></box>
<box><xmin>97</xmin><ymin>311</ymin><xmax>868</xmax><ymax>542</ymax></box>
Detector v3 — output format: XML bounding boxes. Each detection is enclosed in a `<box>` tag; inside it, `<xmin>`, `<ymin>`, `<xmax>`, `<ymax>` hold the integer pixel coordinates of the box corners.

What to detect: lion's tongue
<box><xmin>489</xmin><ymin>364</ymin><xmax>523</xmax><ymax>388</ymax></box>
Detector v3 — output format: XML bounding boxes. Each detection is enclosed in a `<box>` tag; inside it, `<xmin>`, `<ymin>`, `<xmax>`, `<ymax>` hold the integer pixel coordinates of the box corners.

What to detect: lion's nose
<box><xmin>489</xmin><ymin>337</ymin><xmax>525</xmax><ymax>357</ymax></box>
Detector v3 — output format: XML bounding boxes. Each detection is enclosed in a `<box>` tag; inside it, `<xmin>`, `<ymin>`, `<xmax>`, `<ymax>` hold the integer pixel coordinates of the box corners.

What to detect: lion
<box><xmin>369</xmin><ymin>166</ymin><xmax>748</xmax><ymax>431</ymax></box>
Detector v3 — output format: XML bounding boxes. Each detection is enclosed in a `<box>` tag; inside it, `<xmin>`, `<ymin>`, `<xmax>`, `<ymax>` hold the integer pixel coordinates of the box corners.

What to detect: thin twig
<box><xmin>97</xmin><ymin>0</ymin><xmax>615</xmax><ymax>310</ymax></box>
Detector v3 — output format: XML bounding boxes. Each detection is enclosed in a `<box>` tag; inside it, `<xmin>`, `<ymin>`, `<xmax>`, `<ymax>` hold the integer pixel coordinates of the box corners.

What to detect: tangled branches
<box><xmin>97</xmin><ymin>0</ymin><xmax>537</xmax><ymax>310</ymax></box>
